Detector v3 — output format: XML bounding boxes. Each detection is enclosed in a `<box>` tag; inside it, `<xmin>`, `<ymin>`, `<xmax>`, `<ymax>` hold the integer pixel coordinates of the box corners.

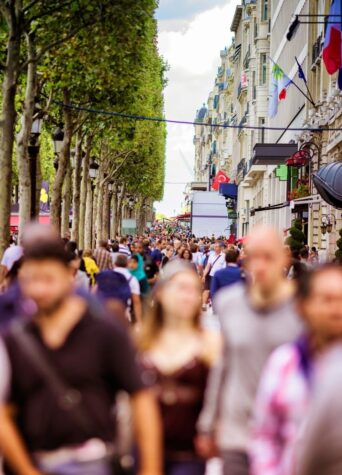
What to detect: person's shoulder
<box><xmin>215</xmin><ymin>281</ymin><xmax>245</xmax><ymax>301</ymax></box>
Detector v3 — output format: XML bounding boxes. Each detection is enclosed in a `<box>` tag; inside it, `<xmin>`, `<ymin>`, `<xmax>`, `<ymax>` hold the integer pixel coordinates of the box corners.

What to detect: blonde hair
<box><xmin>137</xmin><ymin>261</ymin><xmax>202</xmax><ymax>351</ymax></box>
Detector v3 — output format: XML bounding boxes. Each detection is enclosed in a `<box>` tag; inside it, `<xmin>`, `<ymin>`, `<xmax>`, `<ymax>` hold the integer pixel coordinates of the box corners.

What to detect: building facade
<box><xmin>193</xmin><ymin>0</ymin><xmax>342</xmax><ymax>258</ymax></box>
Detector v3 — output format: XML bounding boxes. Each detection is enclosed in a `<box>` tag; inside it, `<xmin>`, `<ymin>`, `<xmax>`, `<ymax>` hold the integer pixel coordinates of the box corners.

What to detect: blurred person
<box><xmin>93</xmin><ymin>240</ymin><xmax>113</xmax><ymax>271</ymax></box>
<box><xmin>65</xmin><ymin>240</ymin><xmax>78</xmax><ymax>256</ymax></box>
<box><xmin>250</xmin><ymin>264</ymin><xmax>342</xmax><ymax>475</ymax></box>
<box><xmin>151</xmin><ymin>240</ymin><xmax>163</xmax><ymax>268</ymax></box>
<box><xmin>179</xmin><ymin>249</ymin><xmax>197</xmax><ymax>273</ymax></box>
<box><xmin>298</xmin><ymin>343</ymin><xmax>342</xmax><ymax>475</ymax></box>
<box><xmin>210</xmin><ymin>249</ymin><xmax>243</xmax><ymax>301</ymax></box>
<box><xmin>299</xmin><ymin>248</ymin><xmax>311</xmax><ymax>269</ymax></box>
<box><xmin>83</xmin><ymin>249</ymin><xmax>99</xmax><ymax>287</ymax></box>
<box><xmin>118</xmin><ymin>237</ymin><xmax>131</xmax><ymax>258</ymax></box>
<box><xmin>138</xmin><ymin>261</ymin><xmax>221</xmax><ymax>475</ymax></box>
<box><xmin>196</xmin><ymin>226</ymin><xmax>302</xmax><ymax>475</ymax></box>
<box><xmin>0</xmin><ymin>240</ymin><xmax>162</xmax><ymax>475</ymax></box>
<box><xmin>115</xmin><ymin>255</ymin><xmax>142</xmax><ymax>324</ymax></box>
<box><xmin>161</xmin><ymin>246</ymin><xmax>174</xmax><ymax>269</ymax></box>
<box><xmin>309</xmin><ymin>246</ymin><xmax>319</xmax><ymax>265</ymax></box>
<box><xmin>201</xmin><ymin>242</ymin><xmax>225</xmax><ymax>310</ymax></box>
<box><xmin>136</xmin><ymin>241</ymin><xmax>158</xmax><ymax>290</ymax></box>
<box><xmin>111</xmin><ymin>242</ymin><xmax>121</xmax><ymax>265</ymax></box>
<box><xmin>128</xmin><ymin>253</ymin><xmax>150</xmax><ymax>297</ymax></box>
<box><xmin>68</xmin><ymin>253</ymin><xmax>90</xmax><ymax>293</ymax></box>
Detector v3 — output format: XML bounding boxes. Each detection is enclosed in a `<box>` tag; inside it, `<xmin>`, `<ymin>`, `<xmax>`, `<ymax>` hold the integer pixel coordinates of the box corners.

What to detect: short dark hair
<box><xmin>300</xmin><ymin>247</ymin><xmax>309</xmax><ymax>259</ymax></box>
<box><xmin>99</xmin><ymin>240</ymin><xmax>108</xmax><ymax>248</ymax></box>
<box><xmin>24</xmin><ymin>240</ymin><xmax>70</xmax><ymax>267</ymax></box>
<box><xmin>226</xmin><ymin>249</ymin><xmax>239</xmax><ymax>264</ymax></box>
<box><xmin>129</xmin><ymin>255</ymin><xmax>139</xmax><ymax>264</ymax></box>
<box><xmin>116</xmin><ymin>255</ymin><xmax>128</xmax><ymax>268</ymax></box>
<box><xmin>297</xmin><ymin>264</ymin><xmax>342</xmax><ymax>300</ymax></box>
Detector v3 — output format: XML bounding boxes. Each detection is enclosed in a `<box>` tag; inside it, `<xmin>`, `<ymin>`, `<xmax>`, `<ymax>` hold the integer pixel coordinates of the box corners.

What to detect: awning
<box><xmin>219</xmin><ymin>183</ymin><xmax>238</xmax><ymax>199</ymax></box>
<box><xmin>10</xmin><ymin>214</ymin><xmax>50</xmax><ymax>231</ymax></box>
<box><xmin>252</xmin><ymin>143</ymin><xmax>298</xmax><ymax>165</ymax></box>
<box><xmin>313</xmin><ymin>162</ymin><xmax>342</xmax><ymax>209</ymax></box>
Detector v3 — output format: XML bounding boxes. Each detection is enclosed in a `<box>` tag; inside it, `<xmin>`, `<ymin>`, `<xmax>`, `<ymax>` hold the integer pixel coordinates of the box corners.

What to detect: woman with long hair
<box><xmin>137</xmin><ymin>260</ymin><xmax>220</xmax><ymax>475</ymax></box>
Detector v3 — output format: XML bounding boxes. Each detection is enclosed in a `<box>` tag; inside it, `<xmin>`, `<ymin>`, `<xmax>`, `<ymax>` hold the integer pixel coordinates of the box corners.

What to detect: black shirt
<box><xmin>4</xmin><ymin>312</ymin><xmax>146</xmax><ymax>451</ymax></box>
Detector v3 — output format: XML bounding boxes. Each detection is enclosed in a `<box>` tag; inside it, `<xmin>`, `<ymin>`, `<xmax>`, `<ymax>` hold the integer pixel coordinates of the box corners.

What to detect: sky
<box><xmin>154</xmin><ymin>0</ymin><xmax>240</xmax><ymax>217</ymax></box>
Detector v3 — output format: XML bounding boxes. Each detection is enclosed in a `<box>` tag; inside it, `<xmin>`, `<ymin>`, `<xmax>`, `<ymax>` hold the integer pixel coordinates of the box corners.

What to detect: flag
<box><xmin>323</xmin><ymin>0</ymin><xmax>342</xmax><ymax>75</ymax></box>
<box><xmin>295</xmin><ymin>56</ymin><xmax>307</xmax><ymax>83</ymax></box>
<box><xmin>212</xmin><ymin>170</ymin><xmax>230</xmax><ymax>191</ymax></box>
<box><xmin>268</xmin><ymin>60</ymin><xmax>292</xmax><ymax>118</ymax></box>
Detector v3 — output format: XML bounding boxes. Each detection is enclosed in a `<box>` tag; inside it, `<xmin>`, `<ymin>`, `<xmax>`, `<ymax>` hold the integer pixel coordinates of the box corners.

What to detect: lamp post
<box><xmin>52</xmin><ymin>124</ymin><xmax>64</xmax><ymax>170</ymax></box>
<box><xmin>320</xmin><ymin>213</ymin><xmax>336</xmax><ymax>235</ymax></box>
<box><xmin>28</xmin><ymin>106</ymin><xmax>43</xmax><ymax>218</ymax></box>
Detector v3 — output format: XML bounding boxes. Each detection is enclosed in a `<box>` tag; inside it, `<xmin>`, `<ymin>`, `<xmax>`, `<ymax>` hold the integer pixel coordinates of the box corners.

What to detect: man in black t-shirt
<box><xmin>0</xmin><ymin>240</ymin><xmax>162</xmax><ymax>475</ymax></box>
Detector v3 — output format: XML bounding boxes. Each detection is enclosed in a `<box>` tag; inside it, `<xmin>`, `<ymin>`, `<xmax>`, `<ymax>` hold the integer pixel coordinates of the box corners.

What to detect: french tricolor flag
<box><xmin>323</xmin><ymin>0</ymin><xmax>342</xmax><ymax>87</ymax></box>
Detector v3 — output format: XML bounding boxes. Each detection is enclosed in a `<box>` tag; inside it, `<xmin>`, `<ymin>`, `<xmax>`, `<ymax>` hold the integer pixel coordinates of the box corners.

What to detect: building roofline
<box><xmin>230</xmin><ymin>5</ymin><xmax>243</xmax><ymax>33</ymax></box>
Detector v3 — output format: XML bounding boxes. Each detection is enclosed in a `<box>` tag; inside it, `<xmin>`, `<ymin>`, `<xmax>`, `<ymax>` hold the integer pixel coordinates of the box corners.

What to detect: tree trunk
<box><xmin>35</xmin><ymin>152</ymin><xmax>42</xmax><ymax>216</ymax></box>
<box><xmin>101</xmin><ymin>186</ymin><xmax>110</xmax><ymax>241</ymax></box>
<box><xmin>61</xmin><ymin>162</ymin><xmax>72</xmax><ymax>237</ymax></box>
<box><xmin>0</xmin><ymin>5</ymin><xmax>21</xmax><ymax>255</ymax></box>
<box><xmin>71</xmin><ymin>133</ymin><xmax>83</xmax><ymax>244</ymax></box>
<box><xmin>94</xmin><ymin>167</ymin><xmax>105</xmax><ymax>245</ymax></box>
<box><xmin>78</xmin><ymin>135</ymin><xmax>92</xmax><ymax>250</ymax></box>
<box><xmin>110</xmin><ymin>193</ymin><xmax>116</xmax><ymax>238</ymax></box>
<box><xmin>84</xmin><ymin>180</ymin><xmax>93</xmax><ymax>250</ymax></box>
<box><xmin>50</xmin><ymin>88</ymin><xmax>73</xmax><ymax>233</ymax></box>
<box><xmin>17</xmin><ymin>33</ymin><xmax>37</xmax><ymax>241</ymax></box>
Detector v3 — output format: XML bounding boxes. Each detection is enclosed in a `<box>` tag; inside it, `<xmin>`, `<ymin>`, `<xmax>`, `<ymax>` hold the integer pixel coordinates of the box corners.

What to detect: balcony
<box><xmin>312</xmin><ymin>34</ymin><xmax>323</xmax><ymax>66</ymax></box>
<box><xmin>237</xmin><ymin>81</ymin><xmax>247</xmax><ymax>98</ymax></box>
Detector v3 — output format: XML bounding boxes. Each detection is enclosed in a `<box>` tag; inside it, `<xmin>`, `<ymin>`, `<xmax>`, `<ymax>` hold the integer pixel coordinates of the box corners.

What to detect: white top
<box><xmin>111</xmin><ymin>252</ymin><xmax>121</xmax><ymax>265</ymax></box>
<box><xmin>208</xmin><ymin>252</ymin><xmax>226</xmax><ymax>277</ymax></box>
<box><xmin>192</xmin><ymin>251</ymin><xmax>203</xmax><ymax>267</ymax></box>
<box><xmin>115</xmin><ymin>267</ymin><xmax>140</xmax><ymax>295</ymax></box>
<box><xmin>1</xmin><ymin>245</ymin><xmax>23</xmax><ymax>271</ymax></box>
<box><xmin>118</xmin><ymin>245</ymin><xmax>131</xmax><ymax>257</ymax></box>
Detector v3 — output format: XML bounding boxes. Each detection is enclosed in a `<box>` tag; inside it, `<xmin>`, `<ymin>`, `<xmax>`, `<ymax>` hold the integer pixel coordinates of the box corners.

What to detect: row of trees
<box><xmin>0</xmin><ymin>0</ymin><xmax>166</xmax><ymax>255</ymax></box>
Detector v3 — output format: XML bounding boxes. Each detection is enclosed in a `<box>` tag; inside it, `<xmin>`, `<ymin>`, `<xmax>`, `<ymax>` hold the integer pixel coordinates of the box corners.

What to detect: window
<box><xmin>252</xmin><ymin>71</ymin><xmax>256</xmax><ymax>99</ymax></box>
<box><xmin>261</xmin><ymin>0</ymin><xmax>268</xmax><ymax>21</ymax></box>
<box><xmin>259</xmin><ymin>117</ymin><xmax>265</xmax><ymax>142</ymax></box>
<box><xmin>260</xmin><ymin>53</ymin><xmax>267</xmax><ymax>85</ymax></box>
<box><xmin>254</xmin><ymin>19</ymin><xmax>258</xmax><ymax>39</ymax></box>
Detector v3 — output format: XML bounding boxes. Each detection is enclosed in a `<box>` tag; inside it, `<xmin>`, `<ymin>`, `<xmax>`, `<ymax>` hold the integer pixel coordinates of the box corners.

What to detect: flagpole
<box><xmin>269</xmin><ymin>56</ymin><xmax>316</xmax><ymax>107</ymax></box>
<box><xmin>295</xmin><ymin>56</ymin><xmax>316</xmax><ymax>106</ymax></box>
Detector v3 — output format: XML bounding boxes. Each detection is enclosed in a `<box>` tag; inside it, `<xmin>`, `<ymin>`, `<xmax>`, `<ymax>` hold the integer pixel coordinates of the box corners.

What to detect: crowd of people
<box><xmin>0</xmin><ymin>222</ymin><xmax>340</xmax><ymax>475</ymax></box>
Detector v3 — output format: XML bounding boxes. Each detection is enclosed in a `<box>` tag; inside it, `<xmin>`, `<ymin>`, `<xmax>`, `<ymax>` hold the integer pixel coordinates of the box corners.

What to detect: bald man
<box><xmin>196</xmin><ymin>226</ymin><xmax>302</xmax><ymax>475</ymax></box>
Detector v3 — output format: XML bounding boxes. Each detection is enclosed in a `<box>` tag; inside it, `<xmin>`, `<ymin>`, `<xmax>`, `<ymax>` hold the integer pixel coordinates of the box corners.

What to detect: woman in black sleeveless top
<box><xmin>138</xmin><ymin>260</ymin><xmax>221</xmax><ymax>475</ymax></box>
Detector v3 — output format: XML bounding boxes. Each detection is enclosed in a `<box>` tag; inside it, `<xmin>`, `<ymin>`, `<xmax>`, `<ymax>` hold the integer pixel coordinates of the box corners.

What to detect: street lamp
<box><xmin>320</xmin><ymin>213</ymin><xmax>336</xmax><ymax>235</ymax></box>
<box><xmin>117</xmin><ymin>184</ymin><xmax>123</xmax><ymax>194</ymax></box>
<box><xmin>70</xmin><ymin>148</ymin><xmax>76</xmax><ymax>169</ymax></box>
<box><xmin>89</xmin><ymin>158</ymin><xmax>99</xmax><ymax>180</ymax></box>
<box><xmin>108</xmin><ymin>180</ymin><xmax>114</xmax><ymax>193</ymax></box>
<box><xmin>28</xmin><ymin>103</ymin><xmax>44</xmax><ymax>219</ymax></box>
<box><xmin>52</xmin><ymin>124</ymin><xmax>64</xmax><ymax>170</ymax></box>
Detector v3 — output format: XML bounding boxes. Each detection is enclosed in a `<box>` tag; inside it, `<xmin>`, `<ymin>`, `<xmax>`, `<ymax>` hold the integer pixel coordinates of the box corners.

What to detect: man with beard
<box><xmin>0</xmin><ymin>240</ymin><xmax>162</xmax><ymax>475</ymax></box>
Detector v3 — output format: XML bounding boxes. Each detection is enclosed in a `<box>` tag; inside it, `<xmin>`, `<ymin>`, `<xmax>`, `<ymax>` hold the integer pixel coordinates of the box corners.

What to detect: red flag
<box><xmin>322</xmin><ymin>0</ymin><xmax>342</xmax><ymax>75</ymax></box>
<box><xmin>212</xmin><ymin>170</ymin><xmax>230</xmax><ymax>191</ymax></box>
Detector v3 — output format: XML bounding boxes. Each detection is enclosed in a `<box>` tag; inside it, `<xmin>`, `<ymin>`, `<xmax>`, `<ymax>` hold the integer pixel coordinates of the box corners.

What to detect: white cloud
<box><xmin>155</xmin><ymin>1</ymin><xmax>240</xmax><ymax>216</ymax></box>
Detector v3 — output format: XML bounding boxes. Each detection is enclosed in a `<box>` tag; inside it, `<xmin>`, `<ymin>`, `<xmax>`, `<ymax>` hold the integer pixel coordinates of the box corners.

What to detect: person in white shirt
<box><xmin>115</xmin><ymin>254</ymin><xmax>142</xmax><ymax>324</ymax></box>
<box><xmin>118</xmin><ymin>237</ymin><xmax>131</xmax><ymax>257</ymax></box>
<box><xmin>202</xmin><ymin>241</ymin><xmax>226</xmax><ymax>309</ymax></box>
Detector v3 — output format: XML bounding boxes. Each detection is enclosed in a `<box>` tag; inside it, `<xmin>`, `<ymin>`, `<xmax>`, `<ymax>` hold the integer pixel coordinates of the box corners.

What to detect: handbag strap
<box><xmin>11</xmin><ymin>320</ymin><xmax>95</xmax><ymax>436</ymax></box>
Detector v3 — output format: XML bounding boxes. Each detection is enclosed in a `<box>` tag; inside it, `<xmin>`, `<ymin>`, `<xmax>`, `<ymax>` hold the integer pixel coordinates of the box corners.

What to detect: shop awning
<box><xmin>219</xmin><ymin>183</ymin><xmax>238</xmax><ymax>199</ymax></box>
<box><xmin>252</xmin><ymin>143</ymin><xmax>298</xmax><ymax>165</ymax></box>
<box><xmin>10</xmin><ymin>214</ymin><xmax>50</xmax><ymax>231</ymax></box>
<box><xmin>313</xmin><ymin>162</ymin><xmax>342</xmax><ymax>209</ymax></box>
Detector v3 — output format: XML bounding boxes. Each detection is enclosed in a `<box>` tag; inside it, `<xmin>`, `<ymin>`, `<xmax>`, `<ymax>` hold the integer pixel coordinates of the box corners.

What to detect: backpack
<box><xmin>96</xmin><ymin>270</ymin><xmax>132</xmax><ymax>308</ymax></box>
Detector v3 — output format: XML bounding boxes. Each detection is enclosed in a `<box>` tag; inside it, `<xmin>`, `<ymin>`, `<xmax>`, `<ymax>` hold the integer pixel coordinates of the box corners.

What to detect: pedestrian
<box><xmin>118</xmin><ymin>237</ymin><xmax>131</xmax><ymax>258</ymax></box>
<box><xmin>161</xmin><ymin>246</ymin><xmax>174</xmax><ymax>269</ymax></box>
<box><xmin>128</xmin><ymin>253</ymin><xmax>150</xmax><ymax>297</ymax></box>
<box><xmin>210</xmin><ymin>249</ymin><xmax>243</xmax><ymax>300</ymax></box>
<box><xmin>138</xmin><ymin>260</ymin><xmax>221</xmax><ymax>475</ymax></box>
<box><xmin>93</xmin><ymin>240</ymin><xmax>113</xmax><ymax>271</ymax></box>
<box><xmin>114</xmin><ymin>255</ymin><xmax>142</xmax><ymax>324</ymax></box>
<box><xmin>179</xmin><ymin>248</ymin><xmax>197</xmax><ymax>273</ymax></box>
<box><xmin>201</xmin><ymin>241</ymin><xmax>226</xmax><ymax>310</ymax></box>
<box><xmin>68</xmin><ymin>253</ymin><xmax>90</xmax><ymax>293</ymax></box>
<box><xmin>0</xmin><ymin>239</ymin><xmax>162</xmax><ymax>475</ymax></box>
<box><xmin>196</xmin><ymin>226</ymin><xmax>302</xmax><ymax>475</ymax></box>
<box><xmin>151</xmin><ymin>240</ymin><xmax>163</xmax><ymax>268</ymax></box>
<box><xmin>250</xmin><ymin>264</ymin><xmax>342</xmax><ymax>475</ymax></box>
<box><xmin>82</xmin><ymin>249</ymin><xmax>99</xmax><ymax>287</ymax></box>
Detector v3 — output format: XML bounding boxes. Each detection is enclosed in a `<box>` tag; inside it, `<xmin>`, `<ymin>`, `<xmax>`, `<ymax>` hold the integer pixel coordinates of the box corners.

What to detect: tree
<box><xmin>285</xmin><ymin>219</ymin><xmax>306</xmax><ymax>251</ymax></box>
